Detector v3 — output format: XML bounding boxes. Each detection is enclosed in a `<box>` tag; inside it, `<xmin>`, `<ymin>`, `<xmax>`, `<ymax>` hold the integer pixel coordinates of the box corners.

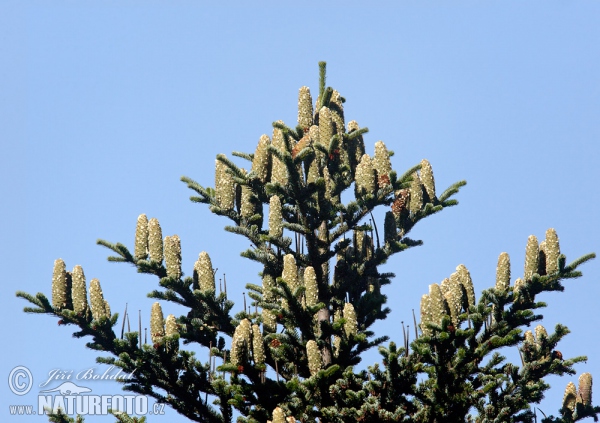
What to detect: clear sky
<box><xmin>2</xmin><ymin>2</ymin><xmax>600</xmax><ymax>422</ymax></box>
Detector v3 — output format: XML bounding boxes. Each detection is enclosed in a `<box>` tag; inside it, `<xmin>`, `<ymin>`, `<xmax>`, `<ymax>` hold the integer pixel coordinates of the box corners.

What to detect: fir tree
<box><xmin>17</xmin><ymin>62</ymin><xmax>599</xmax><ymax>423</ymax></box>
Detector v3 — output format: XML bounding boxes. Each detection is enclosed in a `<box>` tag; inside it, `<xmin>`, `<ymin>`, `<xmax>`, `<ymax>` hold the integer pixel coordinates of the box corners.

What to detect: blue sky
<box><xmin>2</xmin><ymin>2</ymin><xmax>600</xmax><ymax>422</ymax></box>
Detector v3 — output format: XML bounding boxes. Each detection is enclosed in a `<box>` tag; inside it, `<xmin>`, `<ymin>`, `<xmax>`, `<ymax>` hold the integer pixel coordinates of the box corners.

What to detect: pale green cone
<box><xmin>134</xmin><ymin>214</ymin><xmax>149</xmax><ymax>260</ymax></box>
<box><xmin>272</xmin><ymin>407</ymin><xmax>285</xmax><ymax>423</ymax></box>
<box><xmin>420</xmin><ymin>294</ymin><xmax>433</xmax><ymax>336</ymax></box>
<box><xmin>262</xmin><ymin>309</ymin><xmax>277</xmax><ymax>334</ymax></box>
<box><xmin>563</xmin><ymin>381</ymin><xmax>577</xmax><ymax>411</ymax></box>
<box><xmin>269</xmin><ymin>196</ymin><xmax>283</xmax><ymax>239</ymax></box>
<box><xmin>252</xmin><ymin>324</ymin><xmax>265</xmax><ymax>366</ymax></box>
<box><xmin>165</xmin><ymin>314</ymin><xmax>178</xmax><ymax>337</ymax></box>
<box><xmin>52</xmin><ymin>259</ymin><xmax>68</xmax><ymax>310</ymax></box>
<box><xmin>545</xmin><ymin>228</ymin><xmax>560</xmax><ymax>274</ymax></box>
<box><xmin>231</xmin><ymin>319</ymin><xmax>252</xmax><ymax>367</ymax></box>
<box><xmin>304</xmin><ymin>266</ymin><xmax>318</xmax><ymax>308</ymax></box>
<box><xmin>374</xmin><ymin>141</ymin><xmax>392</xmax><ymax>186</ymax></box>
<box><xmin>524</xmin><ymin>235</ymin><xmax>539</xmax><ymax>281</ymax></box>
<box><xmin>150</xmin><ymin>302</ymin><xmax>165</xmax><ymax>344</ymax></box>
<box><xmin>252</xmin><ymin>134</ymin><xmax>271</xmax><ymax>183</ymax></box>
<box><xmin>262</xmin><ymin>273</ymin><xmax>276</xmax><ymax>302</ymax></box>
<box><xmin>164</xmin><ymin>235</ymin><xmax>182</xmax><ymax>280</ymax></box>
<box><xmin>103</xmin><ymin>300</ymin><xmax>111</xmax><ymax>318</ymax></box>
<box><xmin>409</xmin><ymin>172</ymin><xmax>424</xmax><ymax>213</ymax></box>
<box><xmin>447</xmin><ymin>272</ymin><xmax>465</xmax><ymax>323</ymax></box>
<box><xmin>71</xmin><ymin>265</ymin><xmax>88</xmax><ymax>315</ymax></box>
<box><xmin>429</xmin><ymin>283</ymin><xmax>449</xmax><ymax>326</ymax></box>
<box><xmin>343</xmin><ymin>302</ymin><xmax>358</xmax><ymax>337</ymax></box>
<box><xmin>282</xmin><ymin>254</ymin><xmax>299</xmax><ymax>294</ymax></box>
<box><xmin>148</xmin><ymin>218</ymin><xmax>163</xmax><ymax>263</ymax></box>
<box><xmin>271</xmin><ymin>121</ymin><xmax>288</xmax><ymax>185</ymax></box>
<box><xmin>355</xmin><ymin>154</ymin><xmax>376</xmax><ymax>196</ymax></box>
<box><xmin>535</xmin><ymin>325</ymin><xmax>547</xmax><ymax>351</ymax></box>
<box><xmin>456</xmin><ymin>265</ymin><xmax>476</xmax><ymax>310</ymax></box>
<box><xmin>578</xmin><ymin>373</ymin><xmax>593</xmax><ymax>405</ymax></box>
<box><xmin>524</xmin><ymin>330</ymin><xmax>535</xmax><ymax>345</ymax></box>
<box><xmin>495</xmin><ymin>252</ymin><xmax>511</xmax><ymax>291</ymax></box>
<box><xmin>384</xmin><ymin>211</ymin><xmax>397</xmax><ymax>245</ymax></box>
<box><xmin>318</xmin><ymin>107</ymin><xmax>333</xmax><ymax>148</ymax></box>
<box><xmin>306</xmin><ymin>340</ymin><xmax>322</xmax><ymax>376</ymax></box>
<box><xmin>194</xmin><ymin>252</ymin><xmax>215</xmax><ymax>293</ymax></box>
<box><xmin>420</xmin><ymin>159</ymin><xmax>436</xmax><ymax>202</ymax></box>
<box><xmin>215</xmin><ymin>156</ymin><xmax>235</xmax><ymax>210</ymax></box>
<box><xmin>89</xmin><ymin>278</ymin><xmax>108</xmax><ymax>321</ymax></box>
<box><xmin>513</xmin><ymin>278</ymin><xmax>525</xmax><ymax>295</ymax></box>
<box><xmin>298</xmin><ymin>86</ymin><xmax>313</xmax><ymax>130</ymax></box>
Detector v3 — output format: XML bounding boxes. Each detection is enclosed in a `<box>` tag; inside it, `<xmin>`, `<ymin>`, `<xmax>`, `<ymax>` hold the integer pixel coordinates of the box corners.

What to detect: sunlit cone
<box><xmin>535</xmin><ymin>325</ymin><xmax>547</xmax><ymax>350</ymax></box>
<box><xmin>89</xmin><ymin>279</ymin><xmax>108</xmax><ymax>321</ymax></box>
<box><xmin>563</xmin><ymin>381</ymin><xmax>577</xmax><ymax>411</ymax></box>
<box><xmin>384</xmin><ymin>211</ymin><xmax>397</xmax><ymax>244</ymax></box>
<box><xmin>165</xmin><ymin>314</ymin><xmax>178</xmax><ymax>337</ymax></box>
<box><xmin>52</xmin><ymin>259</ymin><xmax>68</xmax><ymax>309</ymax></box>
<box><xmin>306</xmin><ymin>340</ymin><xmax>322</xmax><ymax>375</ymax></box>
<box><xmin>148</xmin><ymin>218</ymin><xmax>164</xmax><ymax>263</ymax></box>
<box><xmin>429</xmin><ymin>283</ymin><xmax>449</xmax><ymax>326</ymax></box>
<box><xmin>194</xmin><ymin>252</ymin><xmax>215</xmax><ymax>293</ymax></box>
<box><xmin>262</xmin><ymin>273</ymin><xmax>276</xmax><ymax>302</ymax></box>
<box><xmin>318</xmin><ymin>107</ymin><xmax>333</xmax><ymax>148</ymax></box>
<box><xmin>456</xmin><ymin>264</ymin><xmax>476</xmax><ymax>309</ymax></box>
<box><xmin>420</xmin><ymin>159</ymin><xmax>436</xmax><ymax>202</ymax></box>
<box><xmin>272</xmin><ymin>407</ymin><xmax>285</xmax><ymax>423</ymax></box>
<box><xmin>513</xmin><ymin>278</ymin><xmax>525</xmax><ymax>295</ymax></box>
<box><xmin>304</xmin><ymin>266</ymin><xmax>318</xmax><ymax>308</ymax></box>
<box><xmin>578</xmin><ymin>373</ymin><xmax>592</xmax><ymax>405</ymax></box>
<box><xmin>447</xmin><ymin>272</ymin><xmax>465</xmax><ymax>324</ymax></box>
<box><xmin>298</xmin><ymin>86</ymin><xmax>313</xmax><ymax>130</ymax></box>
<box><xmin>343</xmin><ymin>302</ymin><xmax>358</xmax><ymax>337</ymax></box>
<box><xmin>150</xmin><ymin>302</ymin><xmax>165</xmax><ymax>344</ymax></box>
<box><xmin>524</xmin><ymin>330</ymin><xmax>535</xmax><ymax>345</ymax></box>
<box><xmin>231</xmin><ymin>319</ymin><xmax>251</xmax><ymax>367</ymax></box>
<box><xmin>373</xmin><ymin>141</ymin><xmax>392</xmax><ymax>185</ymax></box>
<box><xmin>268</xmin><ymin>196</ymin><xmax>283</xmax><ymax>239</ymax></box>
<box><xmin>355</xmin><ymin>154</ymin><xmax>375</xmax><ymax>196</ymax></box>
<box><xmin>496</xmin><ymin>252</ymin><xmax>511</xmax><ymax>291</ymax></box>
<box><xmin>215</xmin><ymin>155</ymin><xmax>235</xmax><ymax>210</ymax></box>
<box><xmin>420</xmin><ymin>294</ymin><xmax>433</xmax><ymax>336</ymax></box>
<box><xmin>271</xmin><ymin>121</ymin><xmax>288</xmax><ymax>185</ymax></box>
<box><xmin>134</xmin><ymin>214</ymin><xmax>149</xmax><ymax>260</ymax></box>
<box><xmin>103</xmin><ymin>300</ymin><xmax>111</xmax><ymax>318</ymax></box>
<box><xmin>282</xmin><ymin>254</ymin><xmax>299</xmax><ymax>294</ymax></box>
<box><xmin>71</xmin><ymin>265</ymin><xmax>88</xmax><ymax>315</ymax></box>
<box><xmin>307</xmin><ymin>156</ymin><xmax>321</xmax><ymax>184</ymax></box>
<box><xmin>164</xmin><ymin>235</ymin><xmax>181</xmax><ymax>280</ymax></box>
<box><xmin>545</xmin><ymin>228</ymin><xmax>560</xmax><ymax>274</ymax></box>
<box><xmin>252</xmin><ymin>134</ymin><xmax>271</xmax><ymax>183</ymax></box>
<box><xmin>252</xmin><ymin>324</ymin><xmax>265</xmax><ymax>366</ymax></box>
<box><xmin>409</xmin><ymin>172</ymin><xmax>423</xmax><ymax>213</ymax></box>
<box><xmin>524</xmin><ymin>235</ymin><xmax>539</xmax><ymax>281</ymax></box>
<box><xmin>262</xmin><ymin>309</ymin><xmax>277</xmax><ymax>334</ymax></box>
